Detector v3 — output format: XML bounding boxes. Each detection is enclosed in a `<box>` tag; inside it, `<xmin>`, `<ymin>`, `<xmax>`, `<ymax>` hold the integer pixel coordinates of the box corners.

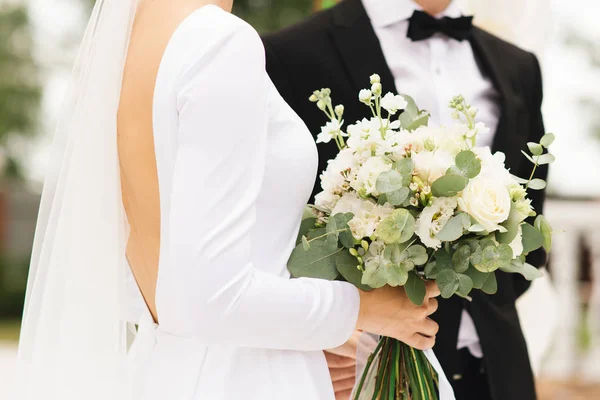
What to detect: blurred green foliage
<box><xmin>0</xmin><ymin>254</ymin><xmax>29</xmax><ymax>319</ymax></box>
<box><xmin>0</xmin><ymin>5</ymin><xmax>41</xmax><ymax>180</ymax></box>
<box><xmin>232</xmin><ymin>0</ymin><xmax>313</xmax><ymax>33</ymax></box>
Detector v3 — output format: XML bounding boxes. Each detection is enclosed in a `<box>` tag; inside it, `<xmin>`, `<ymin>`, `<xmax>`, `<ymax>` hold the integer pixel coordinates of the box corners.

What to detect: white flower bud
<box><xmin>370</xmin><ymin>74</ymin><xmax>381</xmax><ymax>84</ymax></box>
<box><xmin>468</xmin><ymin>106</ymin><xmax>478</xmax><ymax>117</ymax></box>
<box><xmin>409</xmin><ymin>197</ymin><xmax>419</xmax><ymax>207</ymax></box>
<box><xmin>359</xmin><ymin>89</ymin><xmax>372</xmax><ymax>104</ymax></box>
<box><xmin>451</xmin><ymin>111</ymin><xmax>460</xmax><ymax>119</ymax></box>
<box><xmin>422</xmin><ymin>185</ymin><xmax>431</xmax><ymax>195</ymax></box>
<box><xmin>317</xmin><ymin>100</ymin><xmax>327</xmax><ymax>111</ymax></box>
<box><xmin>409</xmin><ymin>182</ymin><xmax>419</xmax><ymax>191</ymax></box>
<box><xmin>309</xmin><ymin>94</ymin><xmax>318</xmax><ymax>102</ymax></box>
<box><xmin>335</xmin><ymin>104</ymin><xmax>345</xmax><ymax>118</ymax></box>
<box><xmin>371</xmin><ymin>82</ymin><xmax>382</xmax><ymax>96</ymax></box>
<box><xmin>361</xmin><ymin>240</ymin><xmax>369</xmax><ymax>251</ymax></box>
<box><xmin>349</xmin><ymin>248</ymin><xmax>359</xmax><ymax>257</ymax></box>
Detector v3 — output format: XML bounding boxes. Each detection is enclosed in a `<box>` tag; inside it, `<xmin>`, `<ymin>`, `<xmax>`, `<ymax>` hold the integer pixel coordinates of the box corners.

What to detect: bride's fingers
<box><xmin>332</xmin><ymin>376</ymin><xmax>356</xmax><ymax>393</ymax></box>
<box><xmin>416</xmin><ymin>317</ymin><xmax>439</xmax><ymax>337</ymax></box>
<box><xmin>324</xmin><ymin>351</ymin><xmax>357</xmax><ymax>368</ymax></box>
<box><xmin>329</xmin><ymin>365</ymin><xmax>356</xmax><ymax>382</ymax></box>
<box><xmin>427</xmin><ymin>297</ymin><xmax>438</xmax><ymax>315</ymax></box>
<box><xmin>335</xmin><ymin>389</ymin><xmax>353</xmax><ymax>400</ymax></box>
<box><xmin>425</xmin><ymin>280</ymin><xmax>441</xmax><ymax>298</ymax></box>
<box><xmin>405</xmin><ymin>333</ymin><xmax>436</xmax><ymax>350</ymax></box>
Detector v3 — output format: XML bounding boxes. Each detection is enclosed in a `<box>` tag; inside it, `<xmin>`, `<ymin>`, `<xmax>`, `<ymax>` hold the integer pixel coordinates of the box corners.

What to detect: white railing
<box><xmin>536</xmin><ymin>199</ymin><xmax>600</xmax><ymax>381</ymax></box>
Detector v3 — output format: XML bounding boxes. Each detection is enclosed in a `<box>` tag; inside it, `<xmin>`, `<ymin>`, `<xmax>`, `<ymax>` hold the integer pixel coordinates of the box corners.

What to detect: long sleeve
<box><xmin>162</xmin><ymin>15</ymin><xmax>359</xmax><ymax>350</ymax></box>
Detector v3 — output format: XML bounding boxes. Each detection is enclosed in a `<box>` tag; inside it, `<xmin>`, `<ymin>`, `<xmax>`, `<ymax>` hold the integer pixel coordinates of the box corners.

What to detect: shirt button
<box><xmin>452</xmin><ymin>374</ymin><xmax>463</xmax><ymax>381</ymax></box>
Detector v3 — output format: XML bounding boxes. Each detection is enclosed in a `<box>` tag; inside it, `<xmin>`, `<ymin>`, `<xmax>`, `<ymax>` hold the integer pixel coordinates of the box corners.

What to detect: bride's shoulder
<box><xmin>170</xmin><ymin>5</ymin><xmax>263</xmax><ymax>62</ymax></box>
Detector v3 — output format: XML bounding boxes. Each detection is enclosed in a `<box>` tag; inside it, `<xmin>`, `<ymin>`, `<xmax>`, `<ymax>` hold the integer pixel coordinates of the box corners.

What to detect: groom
<box><xmin>263</xmin><ymin>0</ymin><xmax>548</xmax><ymax>399</ymax></box>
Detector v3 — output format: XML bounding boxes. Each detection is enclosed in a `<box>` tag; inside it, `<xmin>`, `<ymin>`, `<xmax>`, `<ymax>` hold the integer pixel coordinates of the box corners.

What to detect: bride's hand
<box><xmin>324</xmin><ymin>330</ymin><xmax>360</xmax><ymax>400</ymax></box>
<box><xmin>356</xmin><ymin>281</ymin><xmax>440</xmax><ymax>350</ymax></box>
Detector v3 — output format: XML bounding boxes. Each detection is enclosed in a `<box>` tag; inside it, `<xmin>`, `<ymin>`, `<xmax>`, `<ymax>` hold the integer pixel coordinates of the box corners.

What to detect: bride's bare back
<box><xmin>118</xmin><ymin>0</ymin><xmax>227</xmax><ymax>323</ymax></box>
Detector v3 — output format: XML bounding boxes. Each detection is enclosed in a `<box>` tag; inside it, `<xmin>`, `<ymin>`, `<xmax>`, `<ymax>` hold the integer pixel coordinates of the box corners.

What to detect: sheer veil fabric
<box><xmin>15</xmin><ymin>1</ymin><xmax>138</xmax><ymax>398</ymax></box>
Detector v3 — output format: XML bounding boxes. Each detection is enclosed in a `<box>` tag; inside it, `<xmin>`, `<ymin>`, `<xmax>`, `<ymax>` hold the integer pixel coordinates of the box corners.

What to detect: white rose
<box><xmin>412</xmin><ymin>150</ymin><xmax>454</xmax><ymax>184</ymax></box>
<box><xmin>508</xmin><ymin>225</ymin><xmax>524</xmax><ymax>257</ymax></box>
<box><xmin>415</xmin><ymin>197</ymin><xmax>458</xmax><ymax>249</ymax></box>
<box><xmin>380</xmin><ymin>93</ymin><xmax>408</xmax><ymax>115</ymax></box>
<box><xmin>314</xmin><ymin>191</ymin><xmax>340</xmax><ymax>212</ymax></box>
<box><xmin>458</xmin><ymin>178</ymin><xmax>511</xmax><ymax>232</ymax></box>
<box><xmin>353</xmin><ymin>156</ymin><xmax>392</xmax><ymax>196</ymax></box>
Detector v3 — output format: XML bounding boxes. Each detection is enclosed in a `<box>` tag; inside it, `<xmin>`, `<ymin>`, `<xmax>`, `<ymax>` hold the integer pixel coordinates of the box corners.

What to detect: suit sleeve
<box><xmin>164</xmin><ymin>20</ymin><xmax>360</xmax><ymax>349</ymax></box>
<box><xmin>263</xmin><ymin>36</ymin><xmax>299</xmax><ymax>110</ymax></box>
<box><xmin>514</xmin><ymin>52</ymin><xmax>549</xmax><ymax>298</ymax></box>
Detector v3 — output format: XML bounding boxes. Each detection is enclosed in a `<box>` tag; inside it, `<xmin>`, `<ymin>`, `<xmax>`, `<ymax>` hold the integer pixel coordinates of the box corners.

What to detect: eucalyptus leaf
<box><xmin>376</xmin><ymin>170</ymin><xmax>404</xmax><ymax>193</ymax></box>
<box><xmin>536</xmin><ymin>153</ymin><xmax>555</xmax><ymax>165</ymax></box>
<box><xmin>336</xmin><ymin>251</ymin><xmax>373</xmax><ymax>291</ymax></box>
<box><xmin>499</xmin><ymin>259</ymin><xmax>543</xmax><ymax>280</ymax></box>
<box><xmin>378</xmin><ymin>193</ymin><xmax>388</xmax><ymax>205</ymax></box>
<box><xmin>528</xmin><ymin>179</ymin><xmax>546</xmax><ymax>190</ymax></box>
<box><xmin>437</xmin><ymin>269</ymin><xmax>460</xmax><ymax>299</ymax></box>
<box><xmin>387</xmin><ymin>265</ymin><xmax>410</xmax><ymax>287</ymax></box>
<box><xmin>452</xmin><ymin>245</ymin><xmax>471</xmax><ymax>273</ymax></box>
<box><xmin>456</xmin><ymin>274</ymin><xmax>474</xmax><ymax>297</ymax></box>
<box><xmin>302</xmin><ymin>236</ymin><xmax>310</xmax><ymax>251</ymax></box>
<box><xmin>331</xmin><ymin>213</ymin><xmax>355</xmax><ymax>249</ymax></box>
<box><xmin>361</xmin><ymin>261</ymin><xmax>389</xmax><ymax>289</ymax></box>
<box><xmin>534</xmin><ymin>215</ymin><xmax>553</xmax><ymax>252</ymax></box>
<box><xmin>375</xmin><ymin>209</ymin><xmax>416</xmax><ymax>244</ymax></box>
<box><xmin>431</xmin><ymin>174</ymin><xmax>468</xmax><ymax>197</ymax></box>
<box><xmin>527</xmin><ymin>142</ymin><xmax>543</xmax><ymax>156</ymax></box>
<box><xmin>436</xmin><ymin>214</ymin><xmax>467</xmax><ymax>242</ymax></box>
<box><xmin>511</xmin><ymin>175</ymin><xmax>529</xmax><ymax>185</ymax></box>
<box><xmin>287</xmin><ymin>239</ymin><xmax>342</xmax><ymax>280</ymax></box>
<box><xmin>435</xmin><ymin>249</ymin><xmax>453</xmax><ymax>270</ymax></box>
<box><xmin>394</xmin><ymin>158</ymin><xmax>415</xmax><ymax>186</ymax></box>
<box><xmin>407</xmin><ymin>245</ymin><xmax>428</xmax><ymax>266</ymax></box>
<box><xmin>521</xmin><ymin>223</ymin><xmax>544</xmax><ymax>254</ymax></box>
<box><xmin>496</xmin><ymin>206</ymin><xmax>521</xmax><ymax>244</ymax></box>
<box><xmin>455</xmin><ymin>150</ymin><xmax>482</xmax><ymax>179</ymax></box>
<box><xmin>481</xmin><ymin>270</ymin><xmax>498</xmax><ymax>294</ymax></box>
<box><xmin>471</xmin><ymin>243</ymin><xmax>513</xmax><ymax>273</ymax></box>
<box><xmin>424</xmin><ymin>261</ymin><xmax>438</xmax><ymax>279</ymax></box>
<box><xmin>468</xmin><ymin>224</ymin><xmax>487</xmax><ymax>233</ymax></box>
<box><xmin>406</xmin><ymin>112</ymin><xmax>430</xmax><ymax>131</ymax></box>
<box><xmin>405</xmin><ymin>271</ymin><xmax>427</xmax><ymax>305</ymax></box>
<box><xmin>465</xmin><ymin>266</ymin><xmax>489</xmax><ymax>290</ymax></box>
<box><xmin>386</xmin><ymin>187</ymin><xmax>410</xmax><ymax>206</ymax></box>
<box><xmin>521</xmin><ymin>150</ymin><xmax>535</xmax><ymax>164</ymax></box>
<box><xmin>540</xmin><ymin>133</ymin><xmax>555</xmax><ymax>148</ymax></box>
<box><xmin>399</xmin><ymin>94</ymin><xmax>419</xmax><ymax>121</ymax></box>
<box><xmin>296</xmin><ymin>217</ymin><xmax>317</xmax><ymax>245</ymax></box>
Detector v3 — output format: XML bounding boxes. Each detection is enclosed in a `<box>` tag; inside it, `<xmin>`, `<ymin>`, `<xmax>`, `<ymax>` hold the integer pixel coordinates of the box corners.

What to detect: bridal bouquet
<box><xmin>287</xmin><ymin>75</ymin><xmax>554</xmax><ymax>399</ymax></box>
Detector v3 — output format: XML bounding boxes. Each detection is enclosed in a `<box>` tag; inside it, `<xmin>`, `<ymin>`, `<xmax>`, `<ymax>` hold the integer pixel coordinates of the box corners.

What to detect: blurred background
<box><xmin>0</xmin><ymin>0</ymin><xmax>599</xmax><ymax>398</ymax></box>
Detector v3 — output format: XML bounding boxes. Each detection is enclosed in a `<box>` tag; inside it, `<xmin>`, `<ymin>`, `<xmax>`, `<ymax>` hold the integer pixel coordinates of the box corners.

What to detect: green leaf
<box><xmin>336</xmin><ymin>251</ymin><xmax>373</xmax><ymax>291</ymax></box>
<box><xmin>361</xmin><ymin>260</ymin><xmax>389</xmax><ymax>288</ymax></box>
<box><xmin>456</xmin><ymin>274</ymin><xmax>474</xmax><ymax>297</ymax></box>
<box><xmin>455</xmin><ymin>150</ymin><xmax>482</xmax><ymax>179</ymax></box>
<box><xmin>296</xmin><ymin>217</ymin><xmax>317</xmax><ymax>245</ymax></box>
<box><xmin>496</xmin><ymin>206</ymin><xmax>521</xmax><ymax>244</ymax></box>
<box><xmin>437</xmin><ymin>269</ymin><xmax>460</xmax><ymax>299</ymax></box>
<box><xmin>305</xmin><ymin>228</ymin><xmax>326</xmax><ymax>240</ymax></box>
<box><xmin>527</xmin><ymin>142</ymin><xmax>543</xmax><ymax>156</ymax></box>
<box><xmin>407</xmin><ymin>245</ymin><xmax>428</xmax><ymax>265</ymax></box>
<box><xmin>511</xmin><ymin>175</ymin><xmax>529</xmax><ymax>185</ymax></box>
<box><xmin>528</xmin><ymin>179</ymin><xmax>546</xmax><ymax>190</ymax></box>
<box><xmin>386</xmin><ymin>187</ymin><xmax>410</xmax><ymax>206</ymax></box>
<box><xmin>534</xmin><ymin>215</ymin><xmax>553</xmax><ymax>252</ymax></box>
<box><xmin>405</xmin><ymin>272</ymin><xmax>427</xmax><ymax>305</ymax></box>
<box><xmin>521</xmin><ymin>150</ymin><xmax>536</xmax><ymax>164</ymax></box>
<box><xmin>431</xmin><ymin>174</ymin><xmax>468</xmax><ymax>197</ymax></box>
<box><xmin>481</xmin><ymin>271</ymin><xmax>498</xmax><ymax>294</ymax></box>
<box><xmin>436</xmin><ymin>213</ymin><xmax>467</xmax><ymax>242</ymax></box>
<box><xmin>375</xmin><ymin>209</ymin><xmax>416</xmax><ymax>244</ymax></box>
<box><xmin>331</xmin><ymin>213</ymin><xmax>355</xmax><ymax>249</ymax></box>
<box><xmin>387</xmin><ymin>264</ymin><xmax>410</xmax><ymax>287</ymax></box>
<box><xmin>424</xmin><ymin>261</ymin><xmax>438</xmax><ymax>279</ymax></box>
<box><xmin>394</xmin><ymin>158</ymin><xmax>415</xmax><ymax>186</ymax></box>
<box><xmin>435</xmin><ymin>248</ymin><xmax>453</xmax><ymax>270</ymax></box>
<box><xmin>378</xmin><ymin>193</ymin><xmax>388</xmax><ymax>205</ymax></box>
<box><xmin>499</xmin><ymin>259</ymin><xmax>543</xmax><ymax>280</ymax></box>
<box><xmin>376</xmin><ymin>170</ymin><xmax>404</xmax><ymax>193</ymax></box>
<box><xmin>406</xmin><ymin>112</ymin><xmax>430</xmax><ymax>131</ymax></box>
<box><xmin>536</xmin><ymin>153</ymin><xmax>555</xmax><ymax>165</ymax></box>
<box><xmin>398</xmin><ymin>94</ymin><xmax>419</xmax><ymax>129</ymax></box>
<box><xmin>540</xmin><ymin>133</ymin><xmax>555</xmax><ymax>148</ymax></box>
<box><xmin>302</xmin><ymin>236</ymin><xmax>310</xmax><ymax>251</ymax></box>
<box><xmin>521</xmin><ymin>223</ymin><xmax>544</xmax><ymax>254</ymax></box>
<box><xmin>465</xmin><ymin>266</ymin><xmax>489</xmax><ymax>289</ymax></box>
<box><xmin>452</xmin><ymin>245</ymin><xmax>471</xmax><ymax>273</ymax></box>
<box><xmin>287</xmin><ymin>239</ymin><xmax>342</xmax><ymax>280</ymax></box>
<box><xmin>471</xmin><ymin>243</ymin><xmax>513</xmax><ymax>273</ymax></box>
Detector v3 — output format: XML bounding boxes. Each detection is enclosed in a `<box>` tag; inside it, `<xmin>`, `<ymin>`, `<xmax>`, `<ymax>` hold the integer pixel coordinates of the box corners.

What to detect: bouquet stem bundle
<box><xmin>354</xmin><ymin>337</ymin><xmax>438</xmax><ymax>400</ymax></box>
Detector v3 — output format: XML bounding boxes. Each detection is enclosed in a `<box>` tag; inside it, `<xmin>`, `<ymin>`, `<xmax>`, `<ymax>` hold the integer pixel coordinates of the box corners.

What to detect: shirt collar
<box><xmin>362</xmin><ymin>0</ymin><xmax>464</xmax><ymax>28</ymax></box>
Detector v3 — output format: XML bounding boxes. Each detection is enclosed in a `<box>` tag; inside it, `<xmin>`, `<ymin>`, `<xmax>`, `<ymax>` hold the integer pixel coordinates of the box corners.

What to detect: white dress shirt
<box><xmin>362</xmin><ymin>0</ymin><xmax>502</xmax><ymax>358</ymax></box>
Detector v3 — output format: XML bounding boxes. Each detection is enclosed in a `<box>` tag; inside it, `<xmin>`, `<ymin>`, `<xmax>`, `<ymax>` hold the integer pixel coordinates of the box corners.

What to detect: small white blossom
<box><xmin>359</xmin><ymin>89</ymin><xmax>372</xmax><ymax>104</ymax></box>
<box><xmin>352</xmin><ymin>156</ymin><xmax>392</xmax><ymax>196</ymax></box>
<box><xmin>332</xmin><ymin>193</ymin><xmax>394</xmax><ymax>239</ymax></box>
<box><xmin>370</xmin><ymin>74</ymin><xmax>381</xmax><ymax>84</ymax></box>
<box><xmin>410</xmin><ymin>197</ymin><xmax>419</xmax><ymax>207</ymax></box>
<box><xmin>371</xmin><ymin>83</ymin><xmax>382</xmax><ymax>96</ymax></box>
<box><xmin>335</xmin><ymin>104</ymin><xmax>345</xmax><ymax>118</ymax></box>
<box><xmin>317</xmin><ymin>99</ymin><xmax>327</xmax><ymax>111</ymax></box>
<box><xmin>317</xmin><ymin>120</ymin><xmax>344</xmax><ymax>144</ymax></box>
<box><xmin>380</xmin><ymin>93</ymin><xmax>408</xmax><ymax>115</ymax></box>
<box><xmin>409</xmin><ymin>182</ymin><xmax>419</xmax><ymax>191</ymax></box>
<box><xmin>314</xmin><ymin>191</ymin><xmax>341</xmax><ymax>212</ymax></box>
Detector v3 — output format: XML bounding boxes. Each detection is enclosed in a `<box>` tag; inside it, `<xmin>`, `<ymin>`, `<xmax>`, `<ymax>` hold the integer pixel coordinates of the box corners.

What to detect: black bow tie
<box><xmin>407</xmin><ymin>10</ymin><xmax>473</xmax><ymax>42</ymax></box>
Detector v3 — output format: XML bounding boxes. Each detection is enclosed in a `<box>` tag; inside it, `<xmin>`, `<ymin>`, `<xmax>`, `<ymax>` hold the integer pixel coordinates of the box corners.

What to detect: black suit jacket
<box><xmin>263</xmin><ymin>1</ymin><xmax>548</xmax><ymax>399</ymax></box>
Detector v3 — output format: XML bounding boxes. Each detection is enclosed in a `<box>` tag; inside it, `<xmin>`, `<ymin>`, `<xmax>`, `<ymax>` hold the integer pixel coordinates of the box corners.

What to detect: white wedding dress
<box><xmin>126</xmin><ymin>5</ymin><xmax>360</xmax><ymax>399</ymax></box>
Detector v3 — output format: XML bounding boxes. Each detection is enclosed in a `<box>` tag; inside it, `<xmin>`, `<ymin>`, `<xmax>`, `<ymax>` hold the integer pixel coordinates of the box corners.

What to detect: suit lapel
<box><xmin>469</xmin><ymin>28</ymin><xmax>526</xmax><ymax>172</ymax></box>
<box><xmin>329</xmin><ymin>0</ymin><xmax>396</xmax><ymax>94</ymax></box>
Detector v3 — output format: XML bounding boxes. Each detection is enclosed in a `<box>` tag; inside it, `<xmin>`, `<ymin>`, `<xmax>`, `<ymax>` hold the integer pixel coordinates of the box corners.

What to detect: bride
<box><xmin>15</xmin><ymin>0</ymin><xmax>441</xmax><ymax>398</ymax></box>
